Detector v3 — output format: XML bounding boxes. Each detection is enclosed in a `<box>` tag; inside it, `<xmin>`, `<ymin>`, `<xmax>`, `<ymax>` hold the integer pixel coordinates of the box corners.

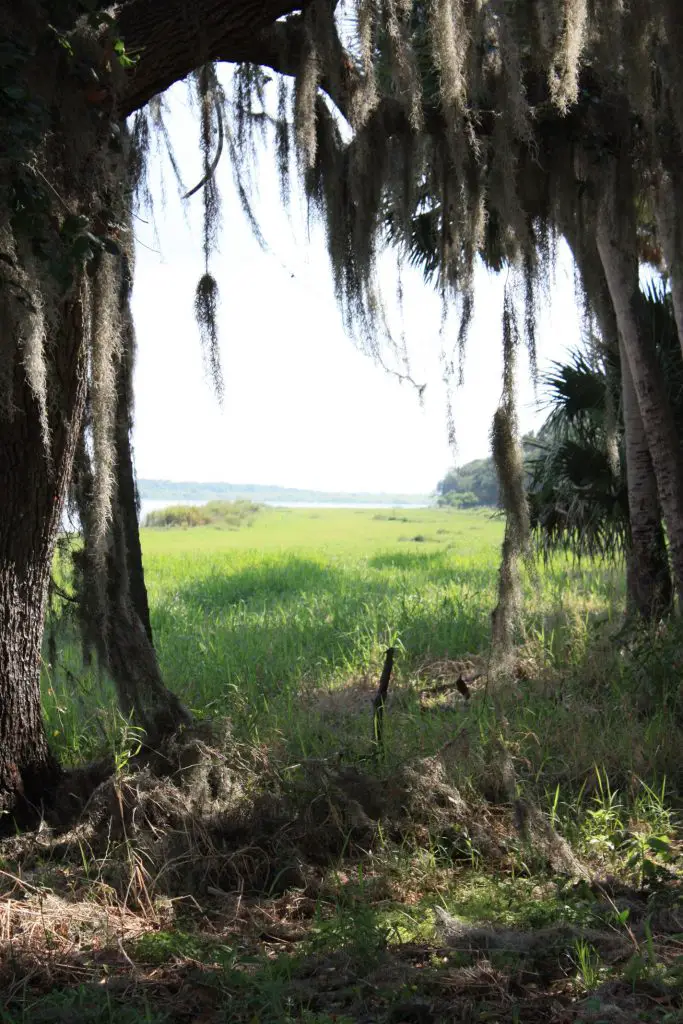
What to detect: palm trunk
<box><xmin>0</xmin><ymin>301</ymin><xmax>87</xmax><ymax>817</ymax></box>
<box><xmin>597</xmin><ymin>172</ymin><xmax>683</xmax><ymax>605</ymax></box>
<box><xmin>620</xmin><ymin>339</ymin><xmax>672</xmax><ymax>617</ymax></box>
<box><xmin>656</xmin><ymin>170</ymin><xmax>683</xmax><ymax>359</ymax></box>
<box><xmin>560</xmin><ymin>223</ymin><xmax>672</xmax><ymax>617</ymax></box>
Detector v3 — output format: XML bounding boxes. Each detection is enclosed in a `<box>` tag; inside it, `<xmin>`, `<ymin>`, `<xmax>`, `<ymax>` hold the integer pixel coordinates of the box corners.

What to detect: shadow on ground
<box><xmin>1</xmin><ymin>877</ymin><xmax>680</xmax><ymax>1023</ymax></box>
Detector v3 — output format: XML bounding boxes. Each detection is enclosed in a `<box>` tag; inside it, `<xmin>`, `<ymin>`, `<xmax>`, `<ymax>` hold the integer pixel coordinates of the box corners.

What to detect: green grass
<box><xmin>45</xmin><ymin>508</ymin><xmax>625</xmax><ymax>767</ymax></box>
<box><xmin>44</xmin><ymin>506</ymin><xmax>683</xmax><ymax>807</ymax></box>
<box><xmin>21</xmin><ymin>510</ymin><xmax>683</xmax><ymax>1022</ymax></box>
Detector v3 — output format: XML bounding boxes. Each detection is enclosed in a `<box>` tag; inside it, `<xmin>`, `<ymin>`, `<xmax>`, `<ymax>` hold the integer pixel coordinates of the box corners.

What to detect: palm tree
<box><xmin>527</xmin><ymin>283</ymin><xmax>682</xmax><ymax>617</ymax></box>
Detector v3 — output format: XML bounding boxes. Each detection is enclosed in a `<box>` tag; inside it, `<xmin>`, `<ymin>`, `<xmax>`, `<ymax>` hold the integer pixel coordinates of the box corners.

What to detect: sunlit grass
<box><xmin>25</xmin><ymin>507</ymin><xmax>683</xmax><ymax>1024</ymax></box>
<box><xmin>45</xmin><ymin>507</ymin><xmax>627</xmax><ymax>769</ymax></box>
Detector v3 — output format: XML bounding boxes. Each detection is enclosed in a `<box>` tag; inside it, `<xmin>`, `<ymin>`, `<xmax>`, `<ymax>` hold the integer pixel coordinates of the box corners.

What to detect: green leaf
<box><xmin>647</xmin><ymin>835</ymin><xmax>672</xmax><ymax>854</ymax></box>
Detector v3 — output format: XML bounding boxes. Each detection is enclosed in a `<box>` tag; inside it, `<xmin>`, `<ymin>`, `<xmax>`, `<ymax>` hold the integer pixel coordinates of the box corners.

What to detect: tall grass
<box><xmin>45</xmin><ymin>508</ymin><xmax>643</xmax><ymax>779</ymax></box>
<box><xmin>25</xmin><ymin>508</ymin><xmax>683</xmax><ymax>1024</ymax></box>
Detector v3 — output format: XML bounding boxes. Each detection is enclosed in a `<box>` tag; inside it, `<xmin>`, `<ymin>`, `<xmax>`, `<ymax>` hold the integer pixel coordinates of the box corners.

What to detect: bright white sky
<box><xmin>130</xmin><ymin>74</ymin><xmax>583</xmax><ymax>495</ymax></box>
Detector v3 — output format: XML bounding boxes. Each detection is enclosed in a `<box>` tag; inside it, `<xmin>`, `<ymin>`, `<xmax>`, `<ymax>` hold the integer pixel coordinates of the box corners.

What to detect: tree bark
<box><xmin>620</xmin><ymin>338</ymin><xmax>673</xmax><ymax>618</ymax></box>
<box><xmin>115</xmin><ymin>301</ymin><xmax>153</xmax><ymax>644</ymax></box>
<box><xmin>597</xmin><ymin>168</ymin><xmax>683</xmax><ymax>605</ymax></box>
<box><xmin>559</xmin><ymin>220</ymin><xmax>672</xmax><ymax>617</ymax></box>
<box><xmin>117</xmin><ymin>0</ymin><xmax>311</xmax><ymax>115</ymax></box>
<box><xmin>656</xmin><ymin>170</ymin><xmax>683</xmax><ymax>361</ymax></box>
<box><xmin>70</xmin><ymin>272</ymin><xmax>192</xmax><ymax>740</ymax></box>
<box><xmin>105</xmin><ymin>372</ymin><xmax>192</xmax><ymax>738</ymax></box>
<box><xmin>0</xmin><ymin>300</ymin><xmax>87</xmax><ymax>820</ymax></box>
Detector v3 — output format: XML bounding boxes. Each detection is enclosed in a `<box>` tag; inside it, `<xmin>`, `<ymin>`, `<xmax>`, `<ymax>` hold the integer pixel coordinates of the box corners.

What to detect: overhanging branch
<box><xmin>118</xmin><ymin>0</ymin><xmax>312</xmax><ymax>115</ymax></box>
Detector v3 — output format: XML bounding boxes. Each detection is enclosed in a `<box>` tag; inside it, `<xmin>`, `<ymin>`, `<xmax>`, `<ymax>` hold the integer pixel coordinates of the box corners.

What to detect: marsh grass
<box><xmin>16</xmin><ymin>508</ymin><xmax>681</xmax><ymax>1023</ymax></box>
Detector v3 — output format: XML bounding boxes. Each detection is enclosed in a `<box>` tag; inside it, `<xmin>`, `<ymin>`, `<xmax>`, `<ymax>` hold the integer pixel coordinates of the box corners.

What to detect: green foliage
<box><xmin>527</xmin><ymin>348</ymin><xmax>628</xmax><ymax>559</ymax></box>
<box><xmin>143</xmin><ymin>499</ymin><xmax>261</xmax><ymax>530</ymax></box>
<box><xmin>436</xmin><ymin>489</ymin><xmax>480</xmax><ymax>508</ymax></box>
<box><xmin>0</xmin><ymin>987</ymin><xmax>165</xmax><ymax>1024</ymax></box>
<box><xmin>572</xmin><ymin>938</ymin><xmax>603</xmax><ymax>990</ymax></box>
<box><xmin>45</xmin><ymin>508</ymin><xmax>680</xmax><ymax>796</ymax></box>
<box><xmin>437</xmin><ymin>458</ymin><xmax>499</xmax><ymax>506</ymax></box>
<box><xmin>437</xmin><ymin>438</ymin><xmax>537</xmax><ymax>509</ymax></box>
<box><xmin>528</xmin><ymin>282</ymin><xmax>683</xmax><ymax>560</ymax></box>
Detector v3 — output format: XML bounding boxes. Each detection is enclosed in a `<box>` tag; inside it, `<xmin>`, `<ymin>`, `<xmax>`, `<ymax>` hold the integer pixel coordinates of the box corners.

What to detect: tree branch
<box><xmin>117</xmin><ymin>0</ymin><xmax>313</xmax><ymax>115</ymax></box>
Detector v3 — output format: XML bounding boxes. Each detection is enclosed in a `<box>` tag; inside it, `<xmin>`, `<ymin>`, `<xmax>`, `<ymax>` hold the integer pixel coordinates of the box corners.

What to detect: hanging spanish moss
<box><xmin>193</xmin><ymin>64</ymin><xmax>224</xmax><ymax>402</ymax></box>
<box><xmin>294</xmin><ymin>11</ymin><xmax>322</xmax><ymax>171</ymax></box>
<box><xmin>194</xmin><ymin>272</ymin><xmax>223</xmax><ymax>401</ymax></box>
<box><xmin>548</xmin><ymin>0</ymin><xmax>588</xmax><ymax>112</ymax></box>
<box><xmin>89</xmin><ymin>254</ymin><xmax>122</xmax><ymax>560</ymax></box>
<box><xmin>276</xmin><ymin>77</ymin><xmax>292</xmax><ymax>205</ymax></box>
<box><xmin>490</xmin><ymin>287</ymin><xmax>531</xmax><ymax>670</ymax></box>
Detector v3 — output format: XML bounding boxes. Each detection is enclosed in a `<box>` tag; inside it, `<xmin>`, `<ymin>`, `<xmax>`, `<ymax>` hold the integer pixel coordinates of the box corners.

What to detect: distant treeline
<box><xmin>139</xmin><ymin>480</ymin><xmax>431</xmax><ymax>506</ymax></box>
<box><xmin>436</xmin><ymin>435</ymin><xmax>536</xmax><ymax>508</ymax></box>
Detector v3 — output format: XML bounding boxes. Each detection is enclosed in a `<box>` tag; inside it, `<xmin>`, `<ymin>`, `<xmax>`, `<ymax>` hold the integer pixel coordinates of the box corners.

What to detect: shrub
<box><xmin>144</xmin><ymin>500</ymin><xmax>261</xmax><ymax>529</ymax></box>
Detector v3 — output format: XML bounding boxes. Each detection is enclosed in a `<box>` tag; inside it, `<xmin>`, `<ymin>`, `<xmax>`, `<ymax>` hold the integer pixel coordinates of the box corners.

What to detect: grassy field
<box><xmin>7</xmin><ymin>506</ymin><xmax>681</xmax><ymax>1023</ymax></box>
<box><xmin>47</xmin><ymin>507</ymin><xmax>624</xmax><ymax>769</ymax></box>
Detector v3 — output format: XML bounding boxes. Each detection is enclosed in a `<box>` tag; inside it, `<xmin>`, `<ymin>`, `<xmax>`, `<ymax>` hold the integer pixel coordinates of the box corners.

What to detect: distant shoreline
<box><xmin>138</xmin><ymin>479</ymin><xmax>432</xmax><ymax>507</ymax></box>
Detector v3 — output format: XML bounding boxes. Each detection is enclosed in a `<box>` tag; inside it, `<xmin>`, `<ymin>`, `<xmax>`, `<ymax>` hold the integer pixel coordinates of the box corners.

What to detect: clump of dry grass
<box><xmin>0</xmin><ymin>699</ymin><xmax>680</xmax><ymax>1023</ymax></box>
<box><xmin>0</xmin><ymin>714</ymin><xmax>591</xmax><ymax>921</ymax></box>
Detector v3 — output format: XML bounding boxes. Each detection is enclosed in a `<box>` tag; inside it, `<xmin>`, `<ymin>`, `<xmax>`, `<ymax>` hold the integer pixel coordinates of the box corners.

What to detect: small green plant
<box><xmin>572</xmin><ymin>937</ymin><xmax>602</xmax><ymax>990</ymax></box>
<box><xmin>113</xmin><ymin>38</ymin><xmax>138</xmax><ymax>68</ymax></box>
<box><xmin>106</xmin><ymin>710</ymin><xmax>145</xmax><ymax>776</ymax></box>
<box><xmin>580</xmin><ymin>767</ymin><xmax>624</xmax><ymax>857</ymax></box>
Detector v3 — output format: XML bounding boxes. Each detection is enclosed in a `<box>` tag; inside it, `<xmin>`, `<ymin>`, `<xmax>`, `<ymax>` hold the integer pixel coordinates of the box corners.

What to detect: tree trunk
<box><xmin>70</xmin><ymin>267</ymin><xmax>192</xmax><ymax>740</ymax></box>
<box><xmin>620</xmin><ymin>338</ymin><xmax>673</xmax><ymax>618</ymax></box>
<box><xmin>559</xmin><ymin>222</ymin><xmax>672</xmax><ymax>617</ymax></box>
<box><xmin>106</xmin><ymin>264</ymin><xmax>192</xmax><ymax>737</ymax></box>
<box><xmin>656</xmin><ymin>170</ymin><xmax>683</xmax><ymax>359</ymax></box>
<box><xmin>0</xmin><ymin>1</ymin><xmax>312</xmax><ymax>820</ymax></box>
<box><xmin>597</xmin><ymin>172</ymin><xmax>683</xmax><ymax>605</ymax></box>
<box><xmin>116</xmin><ymin>410</ymin><xmax>153</xmax><ymax>644</ymax></box>
<box><xmin>0</xmin><ymin>301</ymin><xmax>87</xmax><ymax>819</ymax></box>
<box><xmin>106</xmin><ymin>388</ymin><xmax>192</xmax><ymax>738</ymax></box>
<box><xmin>115</xmin><ymin>299</ymin><xmax>154</xmax><ymax>644</ymax></box>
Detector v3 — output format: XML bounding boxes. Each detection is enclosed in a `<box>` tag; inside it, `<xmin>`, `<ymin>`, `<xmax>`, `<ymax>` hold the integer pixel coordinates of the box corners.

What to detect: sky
<box><xmin>130</xmin><ymin>76</ymin><xmax>583</xmax><ymax>495</ymax></box>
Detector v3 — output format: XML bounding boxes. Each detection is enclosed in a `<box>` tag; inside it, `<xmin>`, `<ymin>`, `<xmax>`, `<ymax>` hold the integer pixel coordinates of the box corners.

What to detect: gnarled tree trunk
<box><xmin>0</xmin><ymin>0</ymin><xmax>307</xmax><ymax>816</ymax></box>
<box><xmin>102</xmin><ymin>345</ymin><xmax>192</xmax><ymax>738</ymax></box>
<box><xmin>70</xmin><ymin>256</ymin><xmax>191</xmax><ymax>740</ymax></box>
<box><xmin>0</xmin><ymin>300</ymin><xmax>87</xmax><ymax>818</ymax></box>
